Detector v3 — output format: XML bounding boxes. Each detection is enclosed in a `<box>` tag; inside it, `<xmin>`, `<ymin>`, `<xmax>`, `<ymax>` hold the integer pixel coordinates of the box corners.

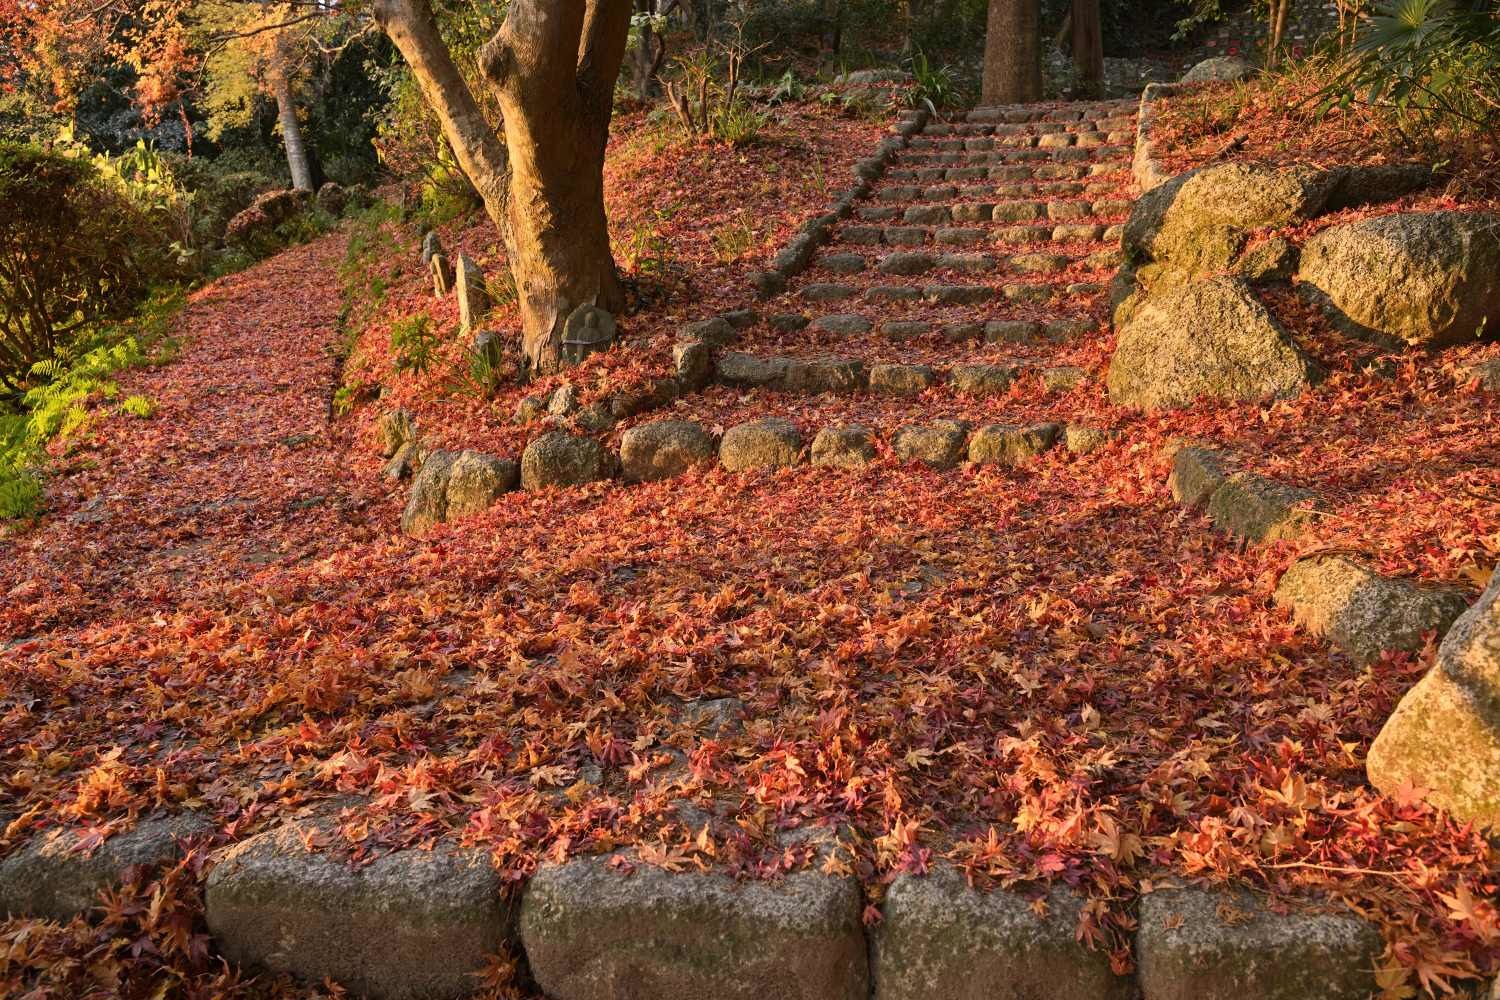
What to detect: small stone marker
<box><xmin>520</xmin><ymin>857</ymin><xmax>869</xmax><ymax>1000</ymax></box>
<box><xmin>560</xmin><ymin>303</ymin><xmax>616</xmax><ymax>366</ymax></box>
<box><xmin>455</xmin><ymin>253</ymin><xmax>489</xmax><ymax>335</ymax></box>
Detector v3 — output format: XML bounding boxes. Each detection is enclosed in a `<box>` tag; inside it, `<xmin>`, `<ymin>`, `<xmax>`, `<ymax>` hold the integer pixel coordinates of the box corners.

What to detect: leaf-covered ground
<box><xmin>2</xmin><ymin>91</ymin><xmax>1498</xmax><ymax>997</ymax></box>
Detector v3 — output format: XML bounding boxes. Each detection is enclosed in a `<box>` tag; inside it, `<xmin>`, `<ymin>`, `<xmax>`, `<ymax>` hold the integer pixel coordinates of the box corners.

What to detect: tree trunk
<box><xmin>374</xmin><ymin>0</ymin><xmax>630</xmax><ymax>375</ymax></box>
<box><xmin>267</xmin><ymin>39</ymin><xmax>314</xmax><ymax>191</ymax></box>
<box><xmin>1070</xmin><ymin>0</ymin><xmax>1104</xmax><ymax>97</ymax></box>
<box><xmin>982</xmin><ymin>0</ymin><xmax>1042</xmax><ymax>105</ymax></box>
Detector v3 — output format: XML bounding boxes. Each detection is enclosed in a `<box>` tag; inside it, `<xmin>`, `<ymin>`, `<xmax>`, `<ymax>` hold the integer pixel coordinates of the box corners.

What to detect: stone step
<box><xmin>904</xmin><ymin>140</ymin><xmax>1132</xmax><ymax>160</ymax></box>
<box><xmin>961</xmin><ymin>102</ymin><xmax>1137</xmax><ymax>125</ymax></box>
<box><xmin>909</xmin><ymin>134</ymin><xmax>1132</xmax><ymax>152</ymax></box>
<box><xmin>856</xmin><ymin>199</ymin><xmax>1132</xmax><ymax>226</ymax></box>
<box><xmin>800</xmin><ymin>249</ymin><xmax>1119</xmax><ymax>287</ymax></box>
<box><xmin>830</xmin><ymin>222</ymin><xmax>1124</xmax><ymax>248</ymax></box>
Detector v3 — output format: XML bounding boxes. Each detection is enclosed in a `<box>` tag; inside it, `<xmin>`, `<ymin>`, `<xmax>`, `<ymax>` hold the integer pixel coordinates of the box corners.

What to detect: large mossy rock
<box><xmin>1297</xmin><ymin>211</ymin><xmax>1500</xmax><ymax>348</ymax></box>
<box><xmin>1124</xmin><ymin>163</ymin><xmax>1338</xmax><ymax>266</ymax></box>
<box><xmin>1369</xmin><ymin>567</ymin><xmax>1500</xmax><ymax>827</ymax></box>
<box><xmin>1181</xmin><ymin>56</ymin><xmax>1256</xmax><ymax>83</ymax></box>
<box><xmin>1108</xmin><ymin>277</ymin><xmax>1323</xmax><ymax>409</ymax></box>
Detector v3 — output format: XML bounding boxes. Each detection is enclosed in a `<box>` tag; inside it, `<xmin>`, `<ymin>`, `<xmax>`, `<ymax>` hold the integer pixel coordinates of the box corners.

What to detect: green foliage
<box><xmin>1320</xmin><ymin>0</ymin><xmax>1500</xmax><ymax>139</ymax></box>
<box><xmin>120</xmin><ymin>394</ymin><xmax>156</xmax><ymax>418</ymax></box>
<box><xmin>389</xmin><ymin>314</ymin><xmax>441</xmax><ymax>374</ymax></box>
<box><xmin>0</xmin><ymin>142</ymin><xmax>166</xmax><ymax>396</ymax></box>
<box><xmin>419</xmin><ymin>146</ymin><xmax>482</xmax><ymax>224</ymax></box>
<box><xmin>712</xmin><ymin>101</ymin><xmax>768</xmax><ymax>145</ymax></box>
<box><xmin>712</xmin><ymin>211</ymin><xmax>760</xmax><ymax>262</ymax></box>
<box><xmin>906</xmin><ymin>50</ymin><xmax>964</xmax><ymax>110</ymax></box>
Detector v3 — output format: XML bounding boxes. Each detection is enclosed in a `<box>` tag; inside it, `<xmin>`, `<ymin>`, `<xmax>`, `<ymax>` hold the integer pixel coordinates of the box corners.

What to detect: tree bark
<box><xmin>267</xmin><ymin>34</ymin><xmax>314</xmax><ymax>191</ymax></box>
<box><xmin>374</xmin><ymin>0</ymin><xmax>630</xmax><ymax>375</ymax></box>
<box><xmin>981</xmin><ymin>0</ymin><xmax>1042</xmax><ymax>105</ymax></box>
<box><xmin>1070</xmin><ymin>0</ymin><xmax>1104</xmax><ymax>97</ymax></box>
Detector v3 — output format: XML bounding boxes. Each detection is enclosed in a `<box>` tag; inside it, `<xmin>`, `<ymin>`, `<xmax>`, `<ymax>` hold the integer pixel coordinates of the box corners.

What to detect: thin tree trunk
<box><xmin>1071</xmin><ymin>0</ymin><xmax>1104</xmax><ymax>97</ymax></box>
<box><xmin>376</xmin><ymin>0</ymin><xmax>630</xmax><ymax>375</ymax></box>
<box><xmin>267</xmin><ymin>42</ymin><xmax>314</xmax><ymax>191</ymax></box>
<box><xmin>982</xmin><ymin>0</ymin><xmax>1042</xmax><ymax>105</ymax></box>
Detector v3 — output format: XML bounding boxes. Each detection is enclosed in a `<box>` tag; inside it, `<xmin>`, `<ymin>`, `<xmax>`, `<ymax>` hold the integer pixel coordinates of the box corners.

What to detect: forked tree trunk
<box><xmin>1070</xmin><ymin>0</ymin><xmax>1104</xmax><ymax>97</ymax></box>
<box><xmin>982</xmin><ymin>0</ymin><xmax>1042</xmax><ymax>105</ymax></box>
<box><xmin>374</xmin><ymin>0</ymin><xmax>630</xmax><ymax>374</ymax></box>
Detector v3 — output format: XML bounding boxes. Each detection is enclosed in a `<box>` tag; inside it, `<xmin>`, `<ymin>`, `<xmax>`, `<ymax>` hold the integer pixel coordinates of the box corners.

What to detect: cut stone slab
<box><xmin>1137</xmin><ymin>887</ymin><xmax>1379</xmax><ymax>1000</ymax></box>
<box><xmin>968</xmin><ymin>423</ymin><xmax>1061</xmax><ymax>466</ymax></box>
<box><xmin>1275</xmin><ymin>555</ymin><xmax>1470</xmax><ymax>665</ymax></box>
<box><xmin>717</xmin><ymin>352</ymin><xmax>790</xmax><ymax>388</ymax></box>
<box><xmin>783</xmin><ymin>357</ymin><xmax>866</xmax><ymax>395</ymax></box>
<box><xmin>950</xmin><ymin>363</ymin><xmax>1014</xmax><ymax>396</ymax></box>
<box><xmin>674</xmin><ymin>341</ymin><xmax>712</xmax><ymax>389</ymax></box>
<box><xmin>1206</xmin><ymin>471</ymin><xmax>1318</xmax><ymax>542</ymax></box>
<box><xmin>812</xmin><ymin>425</ymin><xmax>878</xmax><ymax>469</ymax></box>
<box><xmin>455</xmin><ymin>253</ymin><xmax>489</xmax><ymax>335</ymax></box>
<box><xmin>986</xmin><ymin>320</ymin><xmax>1043</xmax><ymax>344</ymax></box>
<box><xmin>680</xmin><ymin>317</ymin><xmax>738</xmax><ymax>348</ymax></box>
<box><xmin>803</xmin><ymin>283</ymin><xmax>859</xmax><ymax>302</ymax></box>
<box><xmin>811</xmin><ymin>315</ymin><xmax>874</xmax><ymax>336</ymax></box>
<box><xmin>1462</xmin><ymin>358</ymin><xmax>1500</xmax><ymax>391</ymax></box>
<box><xmin>520</xmin><ymin>432</ymin><xmax>617</xmax><ymax>490</ymax></box>
<box><xmin>1297</xmin><ymin>211</ymin><xmax>1500</xmax><ymax>349</ymax></box>
<box><xmin>0</xmin><ymin>813</ymin><xmax>212</xmax><ymax>921</ymax></box>
<box><xmin>1041</xmin><ymin>365</ymin><xmax>1087</xmax><ymax>392</ymax></box>
<box><xmin>206</xmin><ymin>827</ymin><xmax>511</xmax><ymax>1000</ymax></box>
<box><xmin>721</xmin><ymin>418</ymin><xmax>802</xmax><ymax>472</ymax></box>
<box><xmin>1064</xmin><ymin>425</ymin><xmax>1113</xmax><ymax>454</ymax></box>
<box><xmin>869</xmin><ymin>363</ymin><xmax>936</xmax><ymax>395</ymax></box>
<box><xmin>445</xmin><ymin>450</ymin><xmax>517</xmax><ymax>519</ymax></box>
<box><xmin>620</xmin><ymin>420</ymin><xmax>718</xmax><ymax>483</ymax></box>
<box><xmin>879</xmin><ymin>252</ymin><xmax>936</xmax><ymax>276</ymax></box>
<box><xmin>401</xmin><ymin>448</ymin><xmax>456</xmax><ymax>537</ymax></box>
<box><xmin>892</xmin><ymin>421</ymin><xmax>968</xmax><ymax>469</ymax></box>
<box><xmin>520</xmin><ymin>858</ymin><xmax>868</xmax><ymax>1000</ymax></box>
<box><xmin>820</xmin><ymin>253</ymin><xmax>866</xmax><ymax>274</ymax></box>
<box><xmin>1369</xmin><ymin>566</ymin><xmax>1500</xmax><ymax>826</ymax></box>
<box><xmin>1108</xmin><ymin>277</ymin><xmax>1323</xmax><ymax>410</ymax></box>
<box><xmin>1169</xmin><ymin>446</ymin><xmax>1234</xmax><ymax>509</ymax></box>
<box><xmin>874</xmin><ymin>867</ymin><xmax>1130</xmax><ymax>1000</ymax></box>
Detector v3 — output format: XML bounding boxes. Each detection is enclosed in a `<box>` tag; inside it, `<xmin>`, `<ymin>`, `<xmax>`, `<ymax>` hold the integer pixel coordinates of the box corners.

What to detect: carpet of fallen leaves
<box><xmin>2</xmin><ymin>89</ymin><xmax>1499</xmax><ymax>999</ymax></box>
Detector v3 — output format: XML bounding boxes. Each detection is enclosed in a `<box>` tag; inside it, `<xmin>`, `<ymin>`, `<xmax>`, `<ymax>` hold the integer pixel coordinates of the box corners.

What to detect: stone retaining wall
<box><xmin>0</xmin><ymin>819</ymin><xmax>1385</xmax><ymax>1000</ymax></box>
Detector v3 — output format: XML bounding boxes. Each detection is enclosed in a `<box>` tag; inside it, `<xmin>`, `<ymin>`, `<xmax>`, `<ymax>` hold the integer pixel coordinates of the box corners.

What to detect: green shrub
<box><xmin>389</xmin><ymin>314</ymin><xmax>441</xmax><ymax>374</ymax></box>
<box><xmin>0</xmin><ymin>143</ymin><xmax>164</xmax><ymax>396</ymax></box>
<box><xmin>1321</xmin><ymin>0</ymin><xmax>1500</xmax><ymax>140</ymax></box>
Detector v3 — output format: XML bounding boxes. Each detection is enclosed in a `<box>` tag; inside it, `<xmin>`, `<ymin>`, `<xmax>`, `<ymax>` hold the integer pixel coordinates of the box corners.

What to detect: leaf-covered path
<box><xmin>2</xmin><ymin>233</ymin><xmax>398</xmax><ymax>640</ymax></box>
<box><xmin>2</xmin><ymin>102</ymin><xmax>1497</xmax><ymax>996</ymax></box>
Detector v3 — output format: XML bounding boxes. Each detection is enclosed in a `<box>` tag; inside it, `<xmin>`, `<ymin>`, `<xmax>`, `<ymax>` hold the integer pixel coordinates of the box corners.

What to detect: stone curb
<box><xmin>1165</xmin><ymin>442</ymin><xmax>1322</xmax><ymax>544</ymax></box>
<box><xmin>0</xmin><ymin>824</ymin><xmax>1386</xmax><ymax>1000</ymax></box>
<box><xmin>1132</xmin><ymin>82</ymin><xmax>1183</xmax><ymax>195</ymax></box>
